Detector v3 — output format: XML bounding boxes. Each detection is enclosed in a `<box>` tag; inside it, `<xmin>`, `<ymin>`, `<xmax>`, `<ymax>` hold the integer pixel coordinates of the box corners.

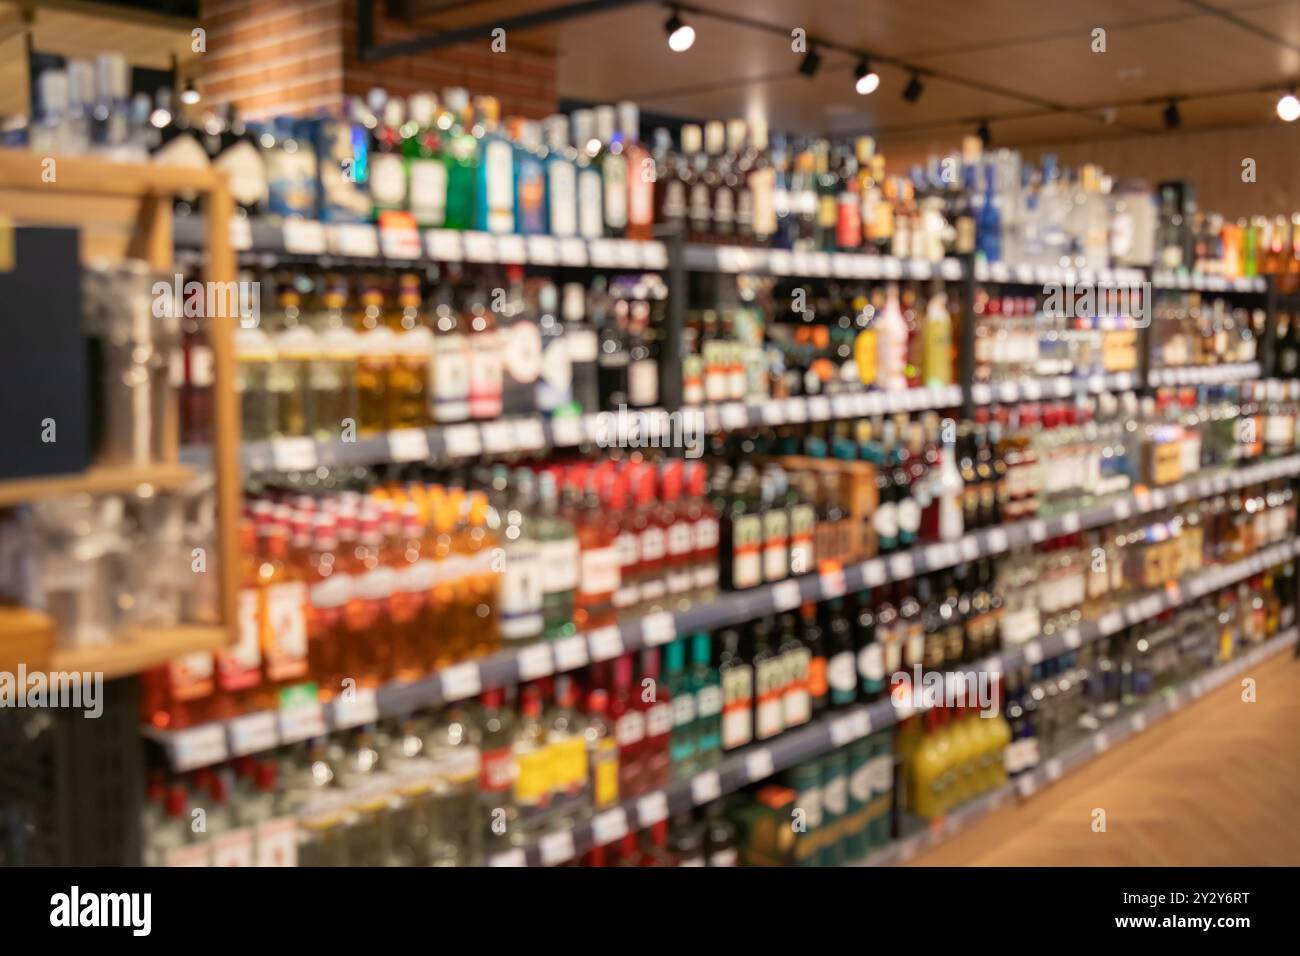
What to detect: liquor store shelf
<box><xmin>1150</xmin><ymin>270</ymin><xmax>1269</xmax><ymax>294</ymax></box>
<box><xmin>1147</xmin><ymin>362</ymin><xmax>1262</xmax><ymax>387</ymax></box>
<box><xmin>851</xmin><ymin>626</ymin><xmax>1299</xmax><ymax>868</ymax></box>
<box><xmin>971</xmin><ymin>363</ymin><xmax>1262</xmax><ymax>405</ymax></box>
<box><xmin>176</xmin><ymin>386</ymin><xmax>965</xmax><ymax>472</ymax></box>
<box><xmin>494</xmin><ymin>548</ymin><xmax>1300</xmax><ymax>867</ymax></box>
<box><xmin>144</xmin><ymin>455</ymin><xmax>1300</xmax><ymax>772</ymax></box>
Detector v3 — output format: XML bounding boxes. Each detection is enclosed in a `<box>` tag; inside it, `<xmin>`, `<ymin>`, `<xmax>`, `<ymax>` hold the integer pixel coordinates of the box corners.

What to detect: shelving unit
<box><xmin>0</xmin><ymin>152</ymin><xmax>239</xmax><ymax>673</ymax></box>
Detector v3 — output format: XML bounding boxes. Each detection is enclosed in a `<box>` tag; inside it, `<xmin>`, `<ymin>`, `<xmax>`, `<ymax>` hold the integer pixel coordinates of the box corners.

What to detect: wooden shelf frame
<box><xmin>0</xmin><ymin>150</ymin><xmax>239</xmax><ymax>667</ymax></box>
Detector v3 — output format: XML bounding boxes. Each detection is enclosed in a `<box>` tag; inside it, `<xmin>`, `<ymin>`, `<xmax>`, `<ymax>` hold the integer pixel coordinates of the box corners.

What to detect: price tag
<box><xmin>495</xmin><ymin>234</ymin><xmax>527</xmax><ymax>263</ymax></box>
<box><xmin>820</xmin><ymin>567</ymin><xmax>847</xmax><ymax>598</ymax></box>
<box><xmin>481</xmin><ymin>421</ymin><xmax>516</xmax><ymax>454</ymax></box>
<box><xmin>426</xmin><ymin>229</ymin><xmax>464</xmax><ymax>261</ymax></box>
<box><xmin>1100</xmin><ymin>612</ymin><xmax>1123</xmax><ymax>634</ymax></box>
<box><xmin>1061</xmin><ymin>513</ymin><xmax>1081</xmax><ymax>534</ymax></box>
<box><xmin>998</xmin><ymin>382</ymin><xmax>1018</xmax><ymax>403</ymax></box>
<box><xmin>588</xmin><ymin>238</ymin><xmax>618</xmax><ymax>267</ymax></box>
<box><xmin>986</xmin><ymin>529</ymin><xmax>1008</xmax><ymax>553</ymax></box>
<box><xmin>720</xmin><ymin>402</ymin><xmax>750</xmax><ymax>430</ymax></box>
<box><xmin>1044</xmin><ymin>758</ymin><xmax>1063</xmax><ymax>781</ymax></box>
<box><xmin>808</xmin><ymin>396</ymin><xmax>831</xmax><ymax>421</ymax></box>
<box><xmin>637</xmin><ymin>791</ymin><xmax>669</xmax><ymax>827</ymax></box>
<box><xmin>539</xmin><ymin>830</ymin><xmax>576</xmax><ymax>866</ymax></box>
<box><xmin>760</xmin><ymin>401</ymin><xmax>786</xmax><ymax>426</ymax></box>
<box><xmin>173</xmin><ymin>723</ymin><xmax>228</xmax><ymax>770</ymax></box>
<box><xmin>864</xmin><ymin>392</ymin><xmax>886</xmax><ymax>416</ymax></box>
<box><xmin>591</xmin><ymin>808</ymin><xmax>629</xmax><ymax>846</ymax></box>
<box><xmin>553</xmin><ymin>635</ymin><xmax>589</xmax><ymax>671</ymax></box>
<box><xmin>854</xmin><ymin>392</ymin><xmax>873</xmax><ymax>415</ymax></box>
<box><xmin>587</xmin><ymin>625</ymin><xmax>624</xmax><ymax>661</ymax></box>
<box><xmin>784</xmin><ymin>397</ymin><xmax>808</xmax><ymax>422</ymax></box>
<box><xmin>1113</xmin><ymin>500</ymin><xmax>1131</xmax><ymax>520</ymax></box>
<box><xmin>690</xmin><ymin>770</ymin><xmax>722</xmax><ymax>805</ymax></box>
<box><xmin>332</xmin><ymin>689</ymin><xmax>379</xmax><ymax>729</ymax></box>
<box><xmin>514</xmin><ymin>418</ymin><xmax>547</xmax><ymax>452</ymax></box>
<box><xmin>550</xmin><ymin>415</ymin><xmax>584</xmax><ymax>447</ymax></box>
<box><xmin>745</xmin><ymin>748</ymin><xmax>775</xmax><ymax>782</ymax></box>
<box><xmin>227</xmin><ymin>712</ymin><xmax>279</xmax><ymax>756</ymax></box>
<box><xmin>642</xmin><ymin>241</ymin><xmax>668</xmax><ymax>270</ymax></box>
<box><xmin>829</xmin><ymin>715</ymin><xmax>857</xmax><ymax>746</ymax></box>
<box><xmin>1016</xmin><ymin>775</ymin><xmax>1037</xmax><ymax>799</ymax></box>
<box><xmin>439</xmin><ymin>662</ymin><xmax>482</xmax><ymax>702</ymax></box>
<box><xmin>985</xmin><ymin>655</ymin><xmax>1002</xmax><ymax>677</ymax></box>
<box><xmin>379</xmin><ymin>226</ymin><xmax>422</xmax><ymax>260</ymax></box>
<box><xmin>615</xmin><ymin>240</ymin><xmax>641</xmax><ymax>268</ymax></box>
<box><xmin>1063</xmin><ymin>629</ymin><xmax>1082</xmax><ymax>650</ymax></box>
<box><xmin>463</xmin><ymin>231</ymin><xmax>497</xmax><ymax>262</ymax></box>
<box><xmin>489</xmin><ymin>848</ymin><xmax>527</xmax><ymax>867</ymax></box>
<box><xmin>271</xmin><ymin>437</ymin><xmax>317</xmax><ymax>472</ymax></box>
<box><xmin>972</xmin><ymin>384</ymin><xmax>992</xmax><ymax>405</ymax></box>
<box><xmin>772</xmin><ymin>579</ymin><xmax>802</xmax><ymax>613</ymax></box>
<box><xmin>442</xmin><ymin>423</ymin><xmax>482</xmax><ymax>458</ymax></box>
<box><xmin>211</xmin><ymin>827</ymin><xmax>256</xmax><ymax>867</ymax></box>
<box><xmin>889</xmin><ymin>552</ymin><xmax>914</xmax><ymax>579</ymax></box>
<box><xmin>1028</xmin><ymin>520</ymin><xmax>1047</xmax><ymax>543</ymax></box>
<box><xmin>831</xmin><ymin>394</ymin><xmax>855</xmax><ymax>418</ymax></box>
<box><xmin>517</xmin><ymin>643</ymin><xmax>555</xmax><ymax>681</ymax></box>
<box><xmin>1022</xmin><ymin>380</ymin><xmax>1041</xmax><ymax>401</ymax></box>
<box><xmin>883</xmin><ymin>257</ymin><xmax>903</xmax><ymax>279</ymax></box>
<box><xmin>960</xmin><ymin>537</ymin><xmax>980</xmax><ymax>562</ymax></box>
<box><xmin>229</xmin><ymin>216</ymin><xmax>253</xmax><ymax>251</ymax></box>
<box><xmin>254</xmin><ymin>818</ymin><xmax>298</xmax><ymax>867</ymax></box>
<box><xmin>862</xmin><ymin>559</ymin><xmax>886</xmax><ymax>587</ymax></box>
<box><xmin>328</xmin><ymin>223</ymin><xmax>379</xmax><ymax>257</ymax></box>
<box><xmin>282</xmin><ymin>219</ymin><xmax>326</xmax><ymax>254</ymax></box>
<box><xmin>278</xmin><ymin>702</ymin><xmax>327</xmax><ymax>744</ymax></box>
<box><xmin>526</xmin><ymin>235</ymin><xmax>559</xmax><ymax>265</ymax></box>
<box><xmin>641</xmin><ymin>612</ymin><xmax>676</xmax><ymax>647</ymax></box>
<box><xmin>386</xmin><ymin>428</ymin><xmax>430</xmax><ymax>463</ymax></box>
<box><xmin>1024</xmin><ymin>642</ymin><xmax>1043</xmax><ymax>665</ymax></box>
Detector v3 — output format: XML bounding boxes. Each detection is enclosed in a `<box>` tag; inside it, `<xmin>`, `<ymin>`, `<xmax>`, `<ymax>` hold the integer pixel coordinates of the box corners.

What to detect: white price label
<box><xmin>495</xmin><ymin>235</ymin><xmax>527</xmax><ymax>263</ymax></box>
<box><xmin>829</xmin><ymin>715</ymin><xmax>857</xmax><ymax>746</ymax></box>
<box><xmin>442</xmin><ymin>423</ymin><xmax>482</xmax><ymax>458</ymax></box>
<box><xmin>772</xmin><ymin>579</ymin><xmax>802</xmax><ymax>612</ymax></box>
<box><xmin>539</xmin><ymin>830</ymin><xmax>576</xmax><ymax>866</ymax></box>
<box><xmin>637</xmin><ymin>791</ymin><xmax>669</xmax><ymax>827</ymax></box>
<box><xmin>588</xmin><ymin>626</ymin><xmax>624</xmax><ymax>662</ymax></box>
<box><xmin>1024</xmin><ymin>642</ymin><xmax>1043</xmax><ymax>665</ymax></box>
<box><xmin>745</xmin><ymin>749</ymin><xmax>775</xmax><ymax>782</ymax></box>
<box><xmin>690</xmin><ymin>770</ymin><xmax>722</xmax><ymax>805</ymax></box>
<box><xmin>720</xmin><ymin>403</ymin><xmax>750</xmax><ymax>430</ymax></box>
<box><xmin>1092</xmin><ymin>732</ymin><xmax>1110</xmax><ymax>753</ymax></box>
<box><xmin>229</xmin><ymin>216</ymin><xmax>253</xmax><ymax>251</ymax></box>
<box><xmin>1061</xmin><ymin>513</ymin><xmax>1081</xmax><ymax>534</ymax></box>
<box><xmin>332</xmin><ymin>689</ymin><xmax>378</xmax><ymax>729</ymax></box>
<box><xmin>386</xmin><ymin>428</ymin><xmax>430</xmax><ymax>462</ymax></box>
<box><xmin>807</xmin><ymin>396</ymin><xmax>831</xmax><ymax>420</ymax></box>
<box><xmin>380</xmin><ymin>226</ymin><xmax>422</xmax><ymax>260</ymax></box>
<box><xmin>282</xmin><ymin>219</ymin><xmax>326</xmax><ymax>254</ymax></box>
<box><xmin>591</xmin><ymin>808</ymin><xmax>629</xmax><ymax>846</ymax></box>
<box><xmin>1029</xmin><ymin>520</ymin><xmax>1047</xmax><ymax>542</ymax></box>
<box><xmin>642</xmin><ymin>241</ymin><xmax>669</xmax><ymax>270</ymax></box>
<box><xmin>480</xmin><ymin>421</ymin><xmax>516</xmax><ymax>454</ymax></box>
<box><xmin>271</xmin><ymin>437</ymin><xmax>317</xmax><ymax>472</ymax></box>
<box><xmin>1044</xmin><ymin>758</ymin><xmax>1063</xmax><ymax>781</ymax></box>
<box><xmin>426</xmin><ymin>230</ymin><xmax>464</xmax><ymax>261</ymax></box>
<box><xmin>1100</xmin><ymin>612</ymin><xmax>1123</xmax><ymax>634</ymax></box>
<box><xmin>820</xmin><ymin>567</ymin><xmax>847</xmax><ymax>598</ymax></box>
<box><xmin>559</xmin><ymin>238</ymin><xmax>588</xmax><ymax>266</ymax></box>
<box><xmin>490</xmin><ymin>848</ymin><xmax>527</xmax><ymax>867</ymax></box>
<box><xmin>439</xmin><ymin>662</ymin><xmax>482</xmax><ymax>702</ymax></box>
<box><xmin>550</xmin><ymin>416</ymin><xmax>584</xmax><ymax>447</ymax></box>
<box><xmin>525</xmin><ymin>235</ymin><xmax>558</xmax><ymax>265</ymax></box>
<box><xmin>517</xmin><ymin>643</ymin><xmax>555</xmax><ymax>681</ymax></box>
<box><xmin>514</xmin><ymin>418</ymin><xmax>547</xmax><ymax>451</ymax></box>
<box><xmin>278</xmin><ymin>702</ymin><xmax>326</xmax><ymax>744</ymax></box>
<box><xmin>889</xmin><ymin>553</ymin><xmax>914</xmax><ymax>579</ymax></box>
<box><xmin>227</xmin><ymin>712</ymin><xmax>278</xmax><ymax>756</ymax></box>
<box><xmin>761</xmin><ymin>402</ymin><xmax>786</xmax><ymax>426</ymax></box>
<box><xmin>1063</xmin><ymin>629</ymin><xmax>1082</xmax><ymax>650</ymax></box>
<box><xmin>173</xmin><ymin>723</ymin><xmax>228</xmax><ymax>770</ymax></box>
<box><xmin>1022</xmin><ymin>380</ymin><xmax>1041</xmax><ymax>401</ymax></box>
<box><xmin>986</xmin><ymin>529</ymin><xmax>1008</xmax><ymax>553</ymax></box>
<box><xmin>863</xmin><ymin>560</ymin><xmax>886</xmax><ymax>587</ymax></box>
<box><xmin>553</xmin><ymin>635</ymin><xmax>589</xmax><ymax>671</ymax></box>
<box><xmin>784</xmin><ymin>397</ymin><xmax>808</xmax><ymax>422</ymax></box>
<box><xmin>463</xmin><ymin>231</ymin><xmax>497</xmax><ymax>262</ymax></box>
<box><xmin>641</xmin><ymin>612</ymin><xmax>676</xmax><ymax>647</ymax></box>
<box><xmin>211</xmin><ymin>827</ymin><xmax>256</xmax><ymax>867</ymax></box>
<box><xmin>328</xmin><ymin>223</ymin><xmax>379</xmax><ymax>257</ymax></box>
<box><xmin>960</xmin><ymin>538</ymin><xmax>980</xmax><ymax>561</ymax></box>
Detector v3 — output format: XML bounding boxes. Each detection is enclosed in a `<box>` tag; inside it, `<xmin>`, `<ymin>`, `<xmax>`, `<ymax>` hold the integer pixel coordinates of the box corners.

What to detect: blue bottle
<box><xmin>514</xmin><ymin>119</ymin><xmax>548</xmax><ymax>236</ymax></box>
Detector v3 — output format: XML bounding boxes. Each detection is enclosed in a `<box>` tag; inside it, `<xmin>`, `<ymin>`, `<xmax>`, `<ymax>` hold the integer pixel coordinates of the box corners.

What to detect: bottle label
<box><xmin>662</xmin><ymin>180</ymin><xmax>687</xmax><ymax>223</ymax></box>
<box><xmin>578</xmin><ymin>168</ymin><xmax>603</xmax><ymax>238</ymax></box>
<box><xmin>566</xmin><ymin>328</ymin><xmax>598</xmax><ymax>364</ymax></box>
<box><xmin>309</xmin><ymin>572</ymin><xmax>352</xmax><ymax>610</ymax></box>
<box><xmin>468</xmin><ymin>330</ymin><xmax>504</xmax><ymax>419</ymax></box>
<box><xmin>763</xmin><ymin>509</ymin><xmax>789</xmax><ymax>581</ymax></box>
<box><xmin>646</xmin><ymin>701</ymin><xmax>673</xmax><ymax>738</ymax></box>
<box><xmin>537</xmin><ymin>334</ymin><xmax>574</xmax><ymax>412</ymax></box>
<box><xmin>693</xmin><ymin>515</ymin><xmax>719</xmax><ymax>551</ymax></box>
<box><xmin>221</xmin><ymin>589</ymin><xmax>264</xmax><ymax>691</ymax></box>
<box><xmin>502</xmin><ymin>321</ymin><xmax>544</xmax><ymax>389</ymax></box>
<box><xmin>858</xmin><ymin>643</ymin><xmax>885</xmax><ymax>682</ymax></box>
<box><xmin>500</xmin><ymin>543</ymin><xmax>544</xmax><ymax>641</ymax></box>
<box><xmin>823</xmin><ymin>775</ymin><xmax>848</xmax><ymax>816</ymax></box>
<box><xmin>264</xmin><ymin>581</ymin><xmax>308</xmax><ymax>681</ymax></box>
<box><xmin>484</xmin><ymin>139</ymin><xmax>515</xmax><ymax>233</ymax></box>
<box><xmin>397</xmin><ymin>558</ymin><xmax>438</xmax><ymax>595</ymax></box>
<box><xmin>721</xmin><ymin>665</ymin><xmax>753</xmax><ymax>749</ymax></box>
<box><xmin>615</xmin><ymin>710</ymin><xmax>646</xmax><ymax>747</ymax></box>
<box><xmin>731</xmin><ymin>514</ymin><xmax>762</xmax><ymax>589</ymax></box>
<box><xmin>369</xmin><ymin>152</ymin><xmax>406</xmax><ymax>209</ymax></box>
<box><xmin>215</xmin><ymin>139</ymin><xmax>269</xmax><ymax>208</ymax></box>
<box><xmin>547</xmin><ymin>161</ymin><xmax>578</xmax><ymax>237</ymax></box>
<box><xmin>640</xmin><ymin>526</ymin><xmax>666</xmax><ymax>562</ymax></box>
<box><xmin>709</xmin><ymin>847</ymin><xmax>740</xmax><ymax>867</ymax></box>
<box><xmin>188</xmin><ymin>344</ymin><xmax>215</xmax><ymax>387</ymax></box>
<box><xmin>897</xmin><ymin>497</ymin><xmax>921</xmax><ymax>540</ymax></box>
<box><xmin>431</xmin><ymin>332</ymin><xmax>470</xmax><ymax>421</ymax></box>
<box><xmin>782</xmin><ymin>646</ymin><xmax>811</xmax><ymax>725</ymax></box>
<box><xmin>873</xmin><ymin>501</ymin><xmax>899</xmax><ymax>543</ymax></box>
<box><xmin>713</xmin><ymin>187</ymin><xmax>735</xmax><ymax>233</ymax></box>
<box><xmin>167</xmin><ymin>651</ymin><xmax>214</xmax><ymax>701</ymax></box>
<box><xmin>672</xmin><ymin>693</ymin><xmax>697</xmax><ymax>727</ymax></box>
<box><xmin>849</xmin><ymin>761</ymin><xmax>872</xmax><ymax>803</ymax></box>
<box><xmin>354</xmin><ymin>566</ymin><xmax>396</xmax><ymax>601</ymax></box>
<box><xmin>602</xmin><ymin>155</ymin><xmax>628</xmax><ymax>229</ymax></box>
<box><xmin>828</xmin><ymin>650</ymin><xmax>856</xmax><ymax>696</ymax></box>
<box><xmin>539</xmin><ymin>538</ymin><xmax>579</xmax><ymax>593</ymax></box>
<box><xmin>696</xmin><ymin>683</ymin><xmax>723</xmax><ymax>718</ymax></box>
<box><xmin>629</xmin><ymin>157</ymin><xmax>655</xmax><ymax>226</ymax></box>
<box><xmin>592</xmin><ymin>738</ymin><xmax>619</xmax><ymax>806</ymax></box>
<box><xmin>689</xmin><ymin>183</ymin><xmax>712</xmax><ymax>232</ymax></box>
<box><xmin>407</xmin><ymin>158</ymin><xmax>447</xmax><ymax>226</ymax></box>
<box><xmin>628</xmin><ymin>359</ymin><xmax>658</xmax><ymax>407</ymax></box>
<box><xmin>755</xmin><ymin>694</ymin><xmax>783</xmax><ymax>740</ymax></box>
<box><xmin>514</xmin><ymin>749</ymin><xmax>550</xmax><ymax>809</ymax></box>
<box><xmin>480</xmin><ymin>745</ymin><xmax>516</xmax><ymax>793</ymax></box>
<box><xmin>579</xmin><ymin>546</ymin><xmax>621</xmax><ymax>596</ymax></box>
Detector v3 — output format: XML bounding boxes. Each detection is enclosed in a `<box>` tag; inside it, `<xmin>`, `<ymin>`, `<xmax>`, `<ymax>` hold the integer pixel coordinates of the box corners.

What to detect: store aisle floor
<box><xmin>909</xmin><ymin>648</ymin><xmax>1300</xmax><ymax>866</ymax></box>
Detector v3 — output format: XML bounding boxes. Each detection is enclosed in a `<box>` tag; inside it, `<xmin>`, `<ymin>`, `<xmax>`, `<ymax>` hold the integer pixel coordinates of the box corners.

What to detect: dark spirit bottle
<box><xmin>825</xmin><ymin>597</ymin><xmax>858</xmax><ymax>709</ymax></box>
<box><xmin>801</xmin><ymin>601</ymin><xmax>829</xmax><ymax>719</ymax></box>
<box><xmin>855</xmin><ymin>590</ymin><xmax>884</xmax><ymax>701</ymax></box>
<box><xmin>751</xmin><ymin>618</ymin><xmax>785</xmax><ymax>741</ymax></box>
<box><xmin>719</xmin><ymin>628</ymin><xmax>753</xmax><ymax>751</ymax></box>
<box><xmin>778</xmin><ymin>611</ymin><xmax>811</xmax><ymax>728</ymax></box>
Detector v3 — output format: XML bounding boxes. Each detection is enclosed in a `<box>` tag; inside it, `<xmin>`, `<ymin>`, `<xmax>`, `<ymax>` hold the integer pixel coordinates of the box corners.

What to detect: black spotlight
<box><xmin>1163</xmin><ymin>99</ymin><xmax>1181</xmax><ymax>130</ymax></box>
<box><xmin>977</xmin><ymin>120</ymin><xmax>991</xmax><ymax>147</ymax></box>
<box><xmin>902</xmin><ymin>73</ymin><xmax>924</xmax><ymax>103</ymax></box>
<box><xmin>799</xmin><ymin>45</ymin><xmax>822</xmax><ymax>78</ymax></box>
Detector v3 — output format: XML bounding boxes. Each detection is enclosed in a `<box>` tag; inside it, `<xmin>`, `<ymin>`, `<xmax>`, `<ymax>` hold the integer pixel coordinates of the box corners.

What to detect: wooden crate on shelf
<box><xmin>0</xmin><ymin>150</ymin><xmax>240</xmax><ymax>674</ymax></box>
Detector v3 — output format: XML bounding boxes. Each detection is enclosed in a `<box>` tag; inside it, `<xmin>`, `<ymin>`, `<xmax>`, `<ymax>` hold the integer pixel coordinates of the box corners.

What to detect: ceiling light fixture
<box><xmin>180</xmin><ymin>78</ymin><xmax>200</xmax><ymax>106</ymax></box>
<box><xmin>977</xmin><ymin>120</ymin><xmax>991</xmax><ymax>147</ymax></box>
<box><xmin>664</xmin><ymin>6</ymin><xmax>695</xmax><ymax>52</ymax></box>
<box><xmin>902</xmin><ymin>73</ymin><xmax>924</xmax><ymax>103</ymax></box>
<box><xmin>854</xmin><ymin>57</ymin><xmax>879</xmax><ymax>95</ymax></box>
<box><xmin>1277</xmin><ymin>90</ymin><xmax>1300</xmax><ymax>122</ymax></box>
<box><xmin>799</xmin><ymin>45</ymin><xmax>822</xmax><ymax>78</ymax></box>
<box><xmin>1163</xmin><ymin>99</ymin><xmax>1181</xmax><ymax>130</ymax></box>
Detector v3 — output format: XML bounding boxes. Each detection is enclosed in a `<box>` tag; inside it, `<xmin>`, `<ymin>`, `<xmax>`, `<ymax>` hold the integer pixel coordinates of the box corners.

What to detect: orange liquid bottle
<box><xmin>306</xmin><ymin>512</ymin><xmax>349</xmax><ymax>701</ymax></box>
<box><xmin>390</xmin><ymin>501</ymin><xmax>437</xmax><ymax>681</ymax></box>
<box><xmin>259</xmin><ymin>519</ymin><xmax>310</xmax><ymax>698</ymax></box>
<box><xmin>458</xmin><ymin>491</ymin><xmax>501</xmax><ymax>659</ymax></box>
<box><xmin>343</xmin><ymin>504</ymin><xmax>397</xmax><ymax>687</ymax></box>
<box><xmin>213</xmin><ymin>521</ymin><xmax>266</xmax><ymax>718</ymax></box>
<box><xmin>141</xmin><ymin>650</ymin><xmax>215</xmax><ymax>730</ymax></box>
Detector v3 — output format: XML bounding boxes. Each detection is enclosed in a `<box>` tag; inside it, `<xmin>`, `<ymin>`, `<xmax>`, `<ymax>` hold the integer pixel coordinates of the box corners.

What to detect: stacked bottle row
<box><xmin>1149</xmin><ymin>292</ymin><xmax>1261</xmax><ymax>371</ymax></box>
<box><xmin>221</xmin><ymin>268</ymin><xmax>663</xmax><ymax>446</ymax></box>
<box><xmin>1157</xmin><ymin>189</ymin><xmax>1300</xmax><ymax>282</ymax></box>
<box><xmin>972</xmin><ymin>288</ymin><xmax>1141</xmax><ymax>384</ymax></box>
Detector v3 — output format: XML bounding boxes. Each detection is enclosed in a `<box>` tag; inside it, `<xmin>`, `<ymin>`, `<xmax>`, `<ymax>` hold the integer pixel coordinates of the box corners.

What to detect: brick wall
<box><xmin>199</xmin><ymin>0</ymin><xmax>558</xmax><ymax>120</ymax></box>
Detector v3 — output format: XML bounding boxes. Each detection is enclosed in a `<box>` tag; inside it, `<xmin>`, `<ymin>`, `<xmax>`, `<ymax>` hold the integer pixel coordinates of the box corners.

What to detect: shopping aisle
<box><xmin>910</xmin><ymin>650</ymin><xmax>1300</xmax><ymax>866</ymax></box>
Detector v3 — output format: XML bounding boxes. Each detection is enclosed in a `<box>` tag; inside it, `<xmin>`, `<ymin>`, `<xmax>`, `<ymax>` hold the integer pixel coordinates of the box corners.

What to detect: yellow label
<box><xmin>593</xmin><ymin>739</ymin><xmax>619</xmax><ymax>807</ymax></box>
<box><xmin>550</xmin><ymin>735</ymin><xmax>588</xmax><ymax>793</ymax></box>
<box><xmin>514</xmin><ymin>749</ymin><xmax>551</xmax><ymax>807</ymax></box>
<box><xmin>854</xmin><ymin>328</ymin><xmax>878</xmax><ymax>386</ymax></box>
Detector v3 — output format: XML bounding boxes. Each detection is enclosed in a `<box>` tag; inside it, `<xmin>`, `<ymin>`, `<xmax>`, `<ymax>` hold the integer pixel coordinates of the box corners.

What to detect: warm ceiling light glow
<box><xmin>664</xmin><ymin>8</ymin><xmax>695</xmax><ymax>52</ymax></box>
<box><xmin>854</xmin><ymin>58</ymin><xmax>879</xmax><ymax>95</ymax></box>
